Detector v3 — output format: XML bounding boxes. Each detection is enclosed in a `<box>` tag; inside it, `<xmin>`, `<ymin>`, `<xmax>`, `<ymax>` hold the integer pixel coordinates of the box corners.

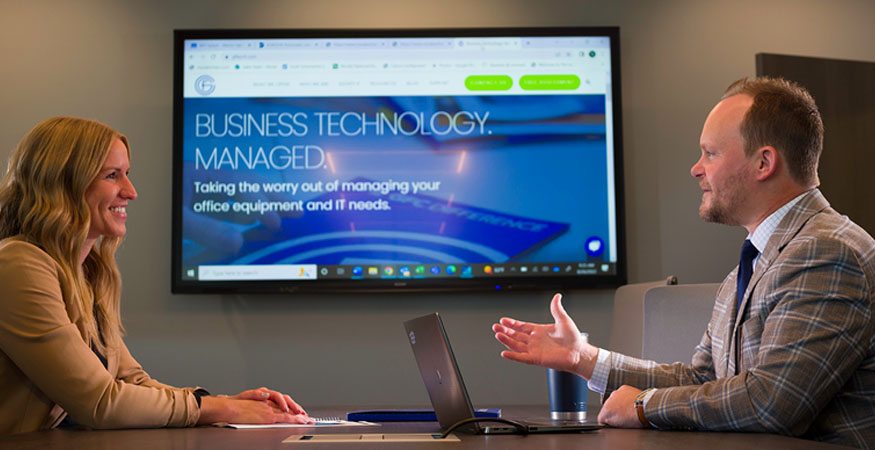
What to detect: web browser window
<box><xmin>173</xmin><ymin>29</ymin><xmax>624</xmax><ymax>292</ymax></box>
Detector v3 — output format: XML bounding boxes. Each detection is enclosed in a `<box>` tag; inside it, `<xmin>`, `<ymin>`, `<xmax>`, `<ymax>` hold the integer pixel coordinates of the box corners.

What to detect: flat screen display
<box><xmin>172</xmin><ymin>27</ymin><xmax>625</xmax><ymax>293</ymax></box>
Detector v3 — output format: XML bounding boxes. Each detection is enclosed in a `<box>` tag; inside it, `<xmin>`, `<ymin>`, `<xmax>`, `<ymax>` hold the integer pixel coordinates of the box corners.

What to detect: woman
<box><xmin>0</xmin><ymin>117</ymin><xmax>313</xmax><ymax>434</ymax></box>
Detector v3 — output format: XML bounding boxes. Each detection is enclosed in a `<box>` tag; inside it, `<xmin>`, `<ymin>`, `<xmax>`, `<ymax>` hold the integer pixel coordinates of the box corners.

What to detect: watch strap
<box><xmin>634</xmin><ymin>388</ymin><xmax>656</xmax><ymax>428</ymax></box>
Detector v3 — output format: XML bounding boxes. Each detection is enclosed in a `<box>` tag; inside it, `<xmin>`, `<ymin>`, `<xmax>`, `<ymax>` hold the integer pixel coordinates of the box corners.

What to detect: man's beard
<box><xmin>698</xmin><ymin>172</ymin><xmax>749</xmax><ymax>226</ymax></box>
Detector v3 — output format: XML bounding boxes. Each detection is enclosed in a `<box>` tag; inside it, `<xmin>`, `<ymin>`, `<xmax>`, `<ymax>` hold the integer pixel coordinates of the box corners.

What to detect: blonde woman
<box><xmin>0</xmin><ymin>117</ymin><xmax>313</xmax><ymax>434</ymax></box>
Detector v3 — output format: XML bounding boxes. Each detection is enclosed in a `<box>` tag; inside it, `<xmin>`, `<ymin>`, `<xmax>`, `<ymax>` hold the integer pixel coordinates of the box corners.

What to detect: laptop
<box><xmin>404</xmin><ymin>313</ymin><xmax>603</xmax><ymax>435</ymax></box>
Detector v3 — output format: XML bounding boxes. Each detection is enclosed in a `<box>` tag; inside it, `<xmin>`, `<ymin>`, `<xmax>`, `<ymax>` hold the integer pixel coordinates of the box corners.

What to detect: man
<box><xmin>493</xmin><ymin>77</ymin><xmax>875</xmax><ymax>448</ymax></box>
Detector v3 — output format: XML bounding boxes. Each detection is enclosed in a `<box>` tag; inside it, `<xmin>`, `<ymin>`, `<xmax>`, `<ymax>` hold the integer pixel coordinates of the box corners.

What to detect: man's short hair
<box><xmin>722</xmin><ymin>76</ymin><xmax>823</xmax><ymax>187</ymax></box>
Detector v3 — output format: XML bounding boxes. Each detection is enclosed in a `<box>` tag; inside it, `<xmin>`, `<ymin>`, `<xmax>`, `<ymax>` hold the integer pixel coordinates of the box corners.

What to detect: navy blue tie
<box><xmin>736</xmin><ymin>239</ymin><xmax>759</xmax><ymax>312</ymax></box>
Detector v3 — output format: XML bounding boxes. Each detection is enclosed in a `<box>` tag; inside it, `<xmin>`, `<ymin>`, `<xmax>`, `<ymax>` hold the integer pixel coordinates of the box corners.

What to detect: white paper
<box><xmin>216</xmin><ymin>420</ymin><xmax>379</xmax><ymax>429</ymax></box>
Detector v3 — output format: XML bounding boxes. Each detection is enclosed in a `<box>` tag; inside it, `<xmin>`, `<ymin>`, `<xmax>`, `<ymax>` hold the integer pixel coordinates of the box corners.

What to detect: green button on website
<box><xmin>519</xmin><ymin>75</ymin><xmax>581</xmax><ymax>90</ymax></box>
<box><xmin>464</xmin><ymin>75</ymin><xmax>512</xmax><ymax>91</ymax></box>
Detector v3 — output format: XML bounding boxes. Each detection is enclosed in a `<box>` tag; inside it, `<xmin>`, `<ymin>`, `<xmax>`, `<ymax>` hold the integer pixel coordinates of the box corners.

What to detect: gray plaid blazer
<box><xmin>605</xmin><ymin>189</ymin><xmax>875</xmax><ymax>448</ymax></box>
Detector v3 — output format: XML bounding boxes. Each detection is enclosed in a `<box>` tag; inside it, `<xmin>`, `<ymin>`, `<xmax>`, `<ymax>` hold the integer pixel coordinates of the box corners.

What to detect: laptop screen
<box><xmin>404</xmin><ymin>313</ymin><xmax>480</xmax><ymax>432</ymax></box>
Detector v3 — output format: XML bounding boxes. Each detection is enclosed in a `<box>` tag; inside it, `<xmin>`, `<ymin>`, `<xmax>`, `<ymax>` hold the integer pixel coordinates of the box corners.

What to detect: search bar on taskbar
<box><xmin>198</xmin><ymin>264</ymin><xmax>317</xmax><ymax>280</ymax></box>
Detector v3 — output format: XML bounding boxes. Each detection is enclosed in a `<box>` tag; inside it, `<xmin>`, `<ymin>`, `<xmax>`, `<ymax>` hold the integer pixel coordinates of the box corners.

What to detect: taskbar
<box><xmin>183</xmin><ymin>261</ymin><xmax>615</xmax><ymax>281</ymax></box>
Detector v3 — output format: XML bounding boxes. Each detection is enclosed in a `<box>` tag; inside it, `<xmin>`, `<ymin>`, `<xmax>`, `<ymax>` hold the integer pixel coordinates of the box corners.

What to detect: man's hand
<box><xmin>492</xmin><ymin>293</ymin><xmax>598</xmax><ymax>379</ymax></box>
<box><xmin>598</xmin><ymin>385</ymin><xmax>645</xmax><ymax>428</ymax></box>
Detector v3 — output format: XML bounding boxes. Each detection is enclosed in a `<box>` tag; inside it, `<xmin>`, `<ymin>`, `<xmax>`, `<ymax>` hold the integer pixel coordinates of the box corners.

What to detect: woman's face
<box><xmin>84</xmin><ymin>138</ymin><xmax>137</xmax><ymax>241</ymax></box>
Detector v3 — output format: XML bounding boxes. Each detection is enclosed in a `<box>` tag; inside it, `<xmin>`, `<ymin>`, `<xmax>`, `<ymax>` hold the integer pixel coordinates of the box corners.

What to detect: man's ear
<box><xmin>754</xmin><ymin>146</ymin><xmax>779</xmax><ymax>181</ymax></box>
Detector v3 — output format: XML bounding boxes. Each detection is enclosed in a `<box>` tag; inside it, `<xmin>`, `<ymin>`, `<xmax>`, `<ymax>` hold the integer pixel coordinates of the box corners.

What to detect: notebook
<box><xmin>403</xmin><ymin>313</ymin><xmax>603</xmax><ymax>435</ymax></box>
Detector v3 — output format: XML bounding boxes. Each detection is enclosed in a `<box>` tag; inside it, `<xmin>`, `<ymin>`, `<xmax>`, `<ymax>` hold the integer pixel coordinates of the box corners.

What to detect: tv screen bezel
<box><xmin>171</xmin><ymin>26</ymin><xmax>626</xmax><ymax>294</ymax></box>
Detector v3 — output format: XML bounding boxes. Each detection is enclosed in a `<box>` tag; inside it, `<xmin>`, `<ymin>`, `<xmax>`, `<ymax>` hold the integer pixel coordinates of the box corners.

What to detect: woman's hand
<box><xmin>196</xmin><ymin>387</ymin><xmax>313</xmax><ymax>425</ymax></box>
<box><xmin>229</xmin><ymin>387</ymin><xmax>307</xmax><ymax>415</ymax></box>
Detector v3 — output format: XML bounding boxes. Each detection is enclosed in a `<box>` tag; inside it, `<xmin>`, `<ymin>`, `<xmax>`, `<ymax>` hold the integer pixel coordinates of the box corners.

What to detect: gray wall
<box><xmin>1</xmin><ymin>0</ymin><xmax>873</xmax><ymax>409</ymax></box>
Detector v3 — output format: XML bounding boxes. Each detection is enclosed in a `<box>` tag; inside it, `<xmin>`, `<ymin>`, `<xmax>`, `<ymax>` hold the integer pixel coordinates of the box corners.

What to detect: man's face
<box><xmin>690</xmin><ymin>94</ymin><xmax>757</xmax><ymax>226</ymax></box>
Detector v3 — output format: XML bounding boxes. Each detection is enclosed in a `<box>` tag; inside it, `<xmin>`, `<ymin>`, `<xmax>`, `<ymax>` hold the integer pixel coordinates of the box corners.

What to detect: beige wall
<box><xmin>1</xmin><ymin>0</ymin><xmax>873</xmax><ymax>407</ymax></box>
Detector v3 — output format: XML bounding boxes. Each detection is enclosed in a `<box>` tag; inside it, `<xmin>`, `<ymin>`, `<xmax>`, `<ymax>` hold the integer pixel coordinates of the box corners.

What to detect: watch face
<box><xmin>635</xmin><ymin>387</ymin><xmax>655</xmax><ymax>403</ymax></box>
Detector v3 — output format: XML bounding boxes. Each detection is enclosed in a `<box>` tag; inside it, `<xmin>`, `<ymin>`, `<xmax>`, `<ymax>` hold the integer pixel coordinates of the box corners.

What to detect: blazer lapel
<box><xmin>729</xmin><ymin>189</ymin><xmax>830</xmax><ymax>370</ymax></box>
<box><xmin>734</xmin><ymin>190</ymin><xmax>828</xmax><ymax>327</ymax></box>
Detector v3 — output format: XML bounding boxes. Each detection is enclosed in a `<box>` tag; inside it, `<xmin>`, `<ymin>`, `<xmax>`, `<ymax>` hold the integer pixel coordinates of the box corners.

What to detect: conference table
<box><xmin>0</xmin><ymin>405</ymin><xmax>850</xmax><ymax>449</ymax></box>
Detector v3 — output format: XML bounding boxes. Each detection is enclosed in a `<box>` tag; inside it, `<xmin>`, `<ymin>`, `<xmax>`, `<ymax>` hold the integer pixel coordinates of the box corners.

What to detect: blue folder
<box><xmin>346</xmin><ymin>408</ymin><xmax>500</xmax><ymax>422</ymax></box>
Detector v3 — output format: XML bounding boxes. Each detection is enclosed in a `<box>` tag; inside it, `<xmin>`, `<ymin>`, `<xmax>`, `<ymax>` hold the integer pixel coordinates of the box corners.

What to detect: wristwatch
<box><xmin>192</xmin><ymin>388</ymin><xmax>211</xmax><ymax>408</ymax></box>
<box><xmin>634</xmin><ymin>388</ymin><xmax>656</xmax><ymax>428</ymax></box>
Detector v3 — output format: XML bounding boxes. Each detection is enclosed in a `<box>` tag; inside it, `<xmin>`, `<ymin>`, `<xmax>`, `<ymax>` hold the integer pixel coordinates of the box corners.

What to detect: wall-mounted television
<box><xmin>172</xmin><ymin>27</ymin><xmax>625</xmax><ymax>293</ymax></box>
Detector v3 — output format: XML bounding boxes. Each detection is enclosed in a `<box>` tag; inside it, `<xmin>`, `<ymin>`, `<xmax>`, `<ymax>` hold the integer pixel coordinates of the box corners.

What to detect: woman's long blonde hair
<box><xmin>0</xmin><ymin>117</ymin><xmax>127</xmax><ymax>355</ymax></box>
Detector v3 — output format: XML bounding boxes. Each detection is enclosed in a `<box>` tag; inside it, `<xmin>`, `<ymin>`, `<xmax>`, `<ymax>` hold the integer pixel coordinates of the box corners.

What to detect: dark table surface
<box><xmin>0</xmin><ymin>405</ymin><xmax>851</xmax><ymax>449</ymax></box>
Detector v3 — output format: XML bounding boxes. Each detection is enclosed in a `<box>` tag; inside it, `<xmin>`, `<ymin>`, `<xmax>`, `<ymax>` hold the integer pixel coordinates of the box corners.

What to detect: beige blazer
<box><xmin>0</xmin><ymin>238</ymin><xmax>200</xmax><ymax>434</ymax></box>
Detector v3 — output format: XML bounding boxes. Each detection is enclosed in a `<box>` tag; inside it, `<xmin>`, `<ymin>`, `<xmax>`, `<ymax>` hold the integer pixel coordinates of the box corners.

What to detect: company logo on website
<box><xmin>194</xmin><ymin>75</ymin><xmax>215</xmax><ymax>96</ymax></box>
